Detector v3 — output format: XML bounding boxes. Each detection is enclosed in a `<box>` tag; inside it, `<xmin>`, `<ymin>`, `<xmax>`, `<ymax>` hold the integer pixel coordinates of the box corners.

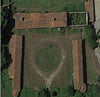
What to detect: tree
<box><xmin>85</xmin><ymin>25</ymin><xmax>97</xmax><ymax>50</ymax></box>
<box><xmin>58</xmin><ymin>88</ymin><xmax>68</xmax><ymax>97</ymax></box>
<box><xmin>84</xmin><ymin>85</ymin><xmax>100</xmax><ymax>97</ymax></box>
<box><xmin>97</xmin><ymin>75</ymin><xmax>100</xmax><ymax>85</ymax></box>
<box><xmin>38</xmin><ymin>88</ymin><xmax>48</xmax><ymax>97</ymax></box>
<box><xmin>49</xmin><ymin>87</ymin><xmax>58</xmax><ymax>97</ymax></box>
<box><xmin>1</xmin><ymin>45</ymin><xmax>10</xmax><ymax>68</ymax></box>
<box><xmin>20</xmin><ymin>88</ymin><xmax>38</xmax><ymax>97</ymax></box>
<box><xmin>1</xmin><ymin>7</ymin><xmax>8</xmax><ymax>31</ymax></box>
<box><xmin>74</xmin><ymin>90</ymin><xmax>84</xmax><ymax>97</ymax></box>
<box><xmin>66</xmin><ymin>85</ymin><xmax>75</xmax><ymax>96</ymax></box>
<box><xmin>1</xmin><ymin>6</ymin><xmax>12</xmax><ymax>70</ymax></box>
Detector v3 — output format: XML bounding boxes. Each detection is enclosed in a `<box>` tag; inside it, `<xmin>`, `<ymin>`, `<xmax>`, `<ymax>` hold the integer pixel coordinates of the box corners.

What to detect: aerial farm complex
<box><xmin>1</xmin><ymin>0</ymin><xmax>100</xmax><ymax>97</ymax></box>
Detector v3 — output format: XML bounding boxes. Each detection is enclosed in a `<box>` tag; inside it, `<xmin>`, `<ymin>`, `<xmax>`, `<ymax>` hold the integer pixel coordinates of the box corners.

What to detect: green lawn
<box><xmin>35</xmin><ymin>43</ymin><xmax>61</xmax><ymax>72</ymax></box>
<box><xmin>13</xmin><ymin>28</ymin><xmax>65</xmax><ymax>35</ymax></box>
<box><xmin>62</xmin><ymin>3</ymin><xmax>85</xmax><ymax>12</ymax></box>
<box><xmin>68</xmin><ymin>28</ymin><xmax>82</xmax><ymax>35</ymax></box>
<box><xmin>86</xmin><ymin>54</ymin><xmax>98</xmax><ymax>84</ymax></box>
<box><xmin>13</xmin><ymin>0</ymin><xmax>85</xmax><ymax>12</ymax></box>
<box><xmin>85</xmin><ymin>39</ymin><xmax>99</xmax><ymax>84</ymax></box>
<box><xmin>1</xmin><ymin>69</ymin><xmax>13</xmax><ymax>97</ymax></box>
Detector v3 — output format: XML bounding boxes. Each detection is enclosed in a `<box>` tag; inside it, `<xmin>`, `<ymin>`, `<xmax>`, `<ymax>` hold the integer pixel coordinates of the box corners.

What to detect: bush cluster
<box><xmin>85</xmin><ymin>25</ymin><xmax>97</xmax><ymax>50</ymax></box>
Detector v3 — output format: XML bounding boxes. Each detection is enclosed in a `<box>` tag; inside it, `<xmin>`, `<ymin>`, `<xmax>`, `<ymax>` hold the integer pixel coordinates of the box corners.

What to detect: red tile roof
<box><xmin>85</xmin><ymin>0</ymin><xmax>94</xmax><ymax>22</ymax></box>
<box><xmin>14</xmin><ymin>12</ymin><xmax>67</xmax><ymax>29</ymax></box>
<box><xmin>72</xmin><ymin>40</ymin><xmax>84</xmax><ymax>90</ymax></box>
<box><xmin>8</xmin><ymin>35</ymin><xmax>22</xmax><ymax>97</ymax></box>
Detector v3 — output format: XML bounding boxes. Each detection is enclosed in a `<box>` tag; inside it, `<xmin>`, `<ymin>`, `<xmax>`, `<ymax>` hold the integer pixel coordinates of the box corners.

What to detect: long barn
<box><xmin>8</xmin><ymin>35</ymin><xmax>22</xmax><ymax>97</ymax></box>
<box><xmin>72</xmin><ymin>39</ymin><xmax>86</xmax><ymax>93</ymax></box>
<box><xmin>14</xmin><ymin>12</ymin><xmax>68</xmax><ymax>29</ymax></box>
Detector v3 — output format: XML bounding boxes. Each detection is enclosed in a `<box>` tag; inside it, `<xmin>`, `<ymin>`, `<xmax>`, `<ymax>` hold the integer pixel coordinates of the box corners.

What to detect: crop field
<box><xmin>13</xmin><ymin>0</ymin><xmax>85</xmax><ymax>12</ymax></box>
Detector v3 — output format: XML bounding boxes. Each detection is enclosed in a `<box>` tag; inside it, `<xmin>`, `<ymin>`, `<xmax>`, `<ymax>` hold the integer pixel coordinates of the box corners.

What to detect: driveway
<box><xmin>94</xmin><ymin>0</ymin><xmax>100</xmax><ymax>34</ymax></box>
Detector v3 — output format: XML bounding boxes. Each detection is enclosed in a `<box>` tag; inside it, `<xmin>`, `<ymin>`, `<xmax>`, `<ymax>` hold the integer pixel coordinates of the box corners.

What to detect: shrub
<box><xmin>85</xmin><ymin>25</ymin><xmax>97</xmax><ymax>50</ymax></box>
<box><xmin>20</xmin><ymin>87</ymin><xmax>39</xmax><ymax>97</ymax></box>
<box><xmin>69</xmin><ymin>28</ymin><xmax>82</xmax><ymax>35</ymax></box>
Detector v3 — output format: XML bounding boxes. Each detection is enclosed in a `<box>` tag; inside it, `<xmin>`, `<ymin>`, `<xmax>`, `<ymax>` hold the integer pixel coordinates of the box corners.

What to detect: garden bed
<box><xmin>68</xmin><ymin>12</ymin><xmax>86</xmax><ymax>26</ymax></box>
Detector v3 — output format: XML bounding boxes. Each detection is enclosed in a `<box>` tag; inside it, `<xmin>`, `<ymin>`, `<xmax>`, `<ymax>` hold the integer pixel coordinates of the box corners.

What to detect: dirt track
<box><xmin>24</xmin><ymin>32</ymin><xmax>73</xmax><ymax>89</ymax></box>
<box><xmin>33</xmin><ymin>37</ymin><xmax>66</xmax><ymax>88</ymax></box>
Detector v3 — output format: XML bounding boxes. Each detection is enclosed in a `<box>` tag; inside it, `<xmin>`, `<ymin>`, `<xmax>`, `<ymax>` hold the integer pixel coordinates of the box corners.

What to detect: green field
<box><xmin>68</xmin><ymin>28</ymin><xmax>82</xmax><ymax>34</ymax></box>
<box><xmin>86</xmin><ymin>40</ymin><xmax>99</xmax><ymax>84</ymax></box>
<box><xmin>35</xmin><ymin>43</ymin><xmax>61</xmax><ymax>72</ymax></box>
<box><xmin>13</xmin><ymin>0</ymin><xmax>85</xmax><ymax>12</ymax></box>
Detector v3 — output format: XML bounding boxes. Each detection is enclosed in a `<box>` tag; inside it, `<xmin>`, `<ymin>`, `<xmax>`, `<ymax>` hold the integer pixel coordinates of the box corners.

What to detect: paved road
<box><xmin>94</xmin><ymin>0</ymin><xmax>100</xmax><ymax>34</ymax></box>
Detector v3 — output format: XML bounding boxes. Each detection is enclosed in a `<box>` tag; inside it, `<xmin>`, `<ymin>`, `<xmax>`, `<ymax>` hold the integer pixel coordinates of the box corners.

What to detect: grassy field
<box><xmin>67</xmin><ymin>28</ymin><xmax>83</xmax><ymax>35</ymax></box>
<box><xmin>61</xmin><ymin>3</ymin><xmax>85</xmax><ymax>12</ymax></box>
<box><xmin>23</xmin><ymin>32</ymin><xmax>73</xmax><ymax>89</ymax></box>
<box><xmin>35</xmin><ymin>43</ymin><xmax>61</xmax><ymax>72</ymax></box>
<box><xmin>84</xmin><ymin>35</ymin><xmax>100</xmax><ymax>84</ymax></box>
<box><xmin>13</xmin><ymin>0</ymin><xmax>85</xmax><ymax>12</ymax></box>
<box><xmin>1</xmin><ymin>70</ymin><xmax>13</xmax><ymax>97</ymax></box>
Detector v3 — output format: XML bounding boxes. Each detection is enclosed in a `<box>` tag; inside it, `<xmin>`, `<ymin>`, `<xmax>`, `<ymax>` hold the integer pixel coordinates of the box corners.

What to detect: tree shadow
<box><xmin>46</xmin><ymin>88</ymin><xmax>51</xmax><ymax>97</ymax></box>
<box><xmin>21</xmin><ymin>36</ymin><xmax>25</xmax><ymax>89</ymax></box>
<box><xmin>93</xmin><ymin>0</ymin><xmax>96</xmax><ymax>22</ymax></box>
<box><xmin>82</xmin><ymin>39</ymin><xmax>87</xmax><ymax>84</ymax></box>
<box><xmin>67</xmin><ymin>13</ymin><xmax>73</xmax><ymax>26</ymax></box>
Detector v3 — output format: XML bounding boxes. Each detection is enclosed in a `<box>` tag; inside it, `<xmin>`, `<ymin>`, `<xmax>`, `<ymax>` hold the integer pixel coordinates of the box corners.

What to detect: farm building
<box><xmin>72</xmin><ymin>39</ymin><xmax>86</xmax><ymax>93</ymax></box>
<box><xmin>85</xmin><ymin>0</ymin><xmax>94</xmax><ymax>22</ymax></box>
<box><xmin>8</xmin><ymin>35</ymin><xmax>22</xmax><ymax>97</ymax></box>
<box><xmin>13</xmin><ymin>12</ymin><xmax>68</xmax><ymax>29</ymax></box>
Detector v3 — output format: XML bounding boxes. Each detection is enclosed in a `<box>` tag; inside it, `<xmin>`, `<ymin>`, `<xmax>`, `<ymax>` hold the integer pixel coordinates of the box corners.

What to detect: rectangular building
<box><xmin>72</xmin><ymin>40</ymin><xmax>84</xmax><ymax>89</ymax></box>
<box><xmin>8</xmin><ymin>35</ymin><xmax>22</xmax><ymax>97</ymax></box>
<box><xmin>14</xmin><ymin>12</ymin><xmax>67</xmax><ymax>29</ymax></box>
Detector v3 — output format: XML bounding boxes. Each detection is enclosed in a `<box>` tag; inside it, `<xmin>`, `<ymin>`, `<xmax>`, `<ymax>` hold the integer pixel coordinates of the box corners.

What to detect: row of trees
<box><xmin>1</xmin><ymin>1</ymin><xmax>17</xmax><ymax>97</ymax></box>
<box><xmin>19</xmin><ymin>75</ymin><xmax>100</xmax><ymax>97</ymax></box>
<box><xmin>1</xmin><ymin>6</ymin><xmax>10</xmax><ymax>71</ymax></box>
<box><xmin>19</xmin><ymin>81</ymin><xmax>100</xmax><ymax>97</ymax></box>
<box><xmin>1</xmin><ymin>0</ymin><xmax>16</xmax><ymax>71</ymax></box>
